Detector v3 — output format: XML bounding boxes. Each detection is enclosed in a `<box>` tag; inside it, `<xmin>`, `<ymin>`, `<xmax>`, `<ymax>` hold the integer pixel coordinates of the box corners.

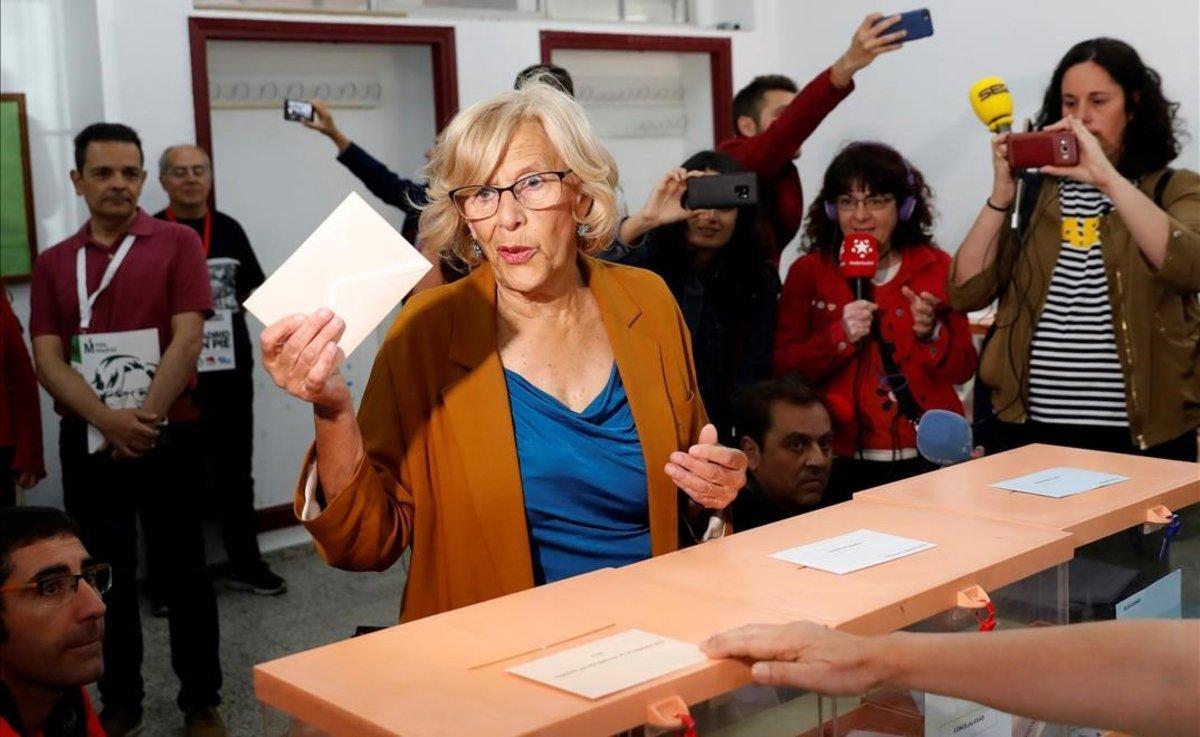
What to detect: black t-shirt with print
<box><xmin>154</xmin><ymin>209</ymin><xmax>265</xmax><ymax>397</ymax></box>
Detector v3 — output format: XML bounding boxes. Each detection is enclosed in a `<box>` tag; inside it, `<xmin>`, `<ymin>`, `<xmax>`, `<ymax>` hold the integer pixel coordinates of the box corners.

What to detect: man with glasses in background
<box><xmin>155</xmin><ymin>145</ymin><xmax>285</xmax><ymax>603</ymax></box>
<box><xmin>0</xmin><ymin>506</ymin><xmax>108</xmax><ymax>736</ymax></box>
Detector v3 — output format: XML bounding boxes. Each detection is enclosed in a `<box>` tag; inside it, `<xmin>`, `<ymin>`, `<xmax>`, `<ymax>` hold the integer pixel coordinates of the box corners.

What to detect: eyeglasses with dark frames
<box><xmin>833</xmin><ymin>193</ymin><xmax>896</xmax><ymax>212</ymax></box>
<box><xmin>0</xmin><ymin>563</ymin><xmax>112</xmax><ymax>608</ymax></box>
<box><xmin>449</xmin><ymin>170</ymin><xmax>573</xmax><ymax>221</ymax></box>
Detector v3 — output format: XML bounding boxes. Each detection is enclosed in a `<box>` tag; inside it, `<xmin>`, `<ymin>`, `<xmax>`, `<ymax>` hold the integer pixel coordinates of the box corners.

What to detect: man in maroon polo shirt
<box><xmin>28</xmin><ymin>123</ymin><xmax>226</xmax><ymax>737</ymax></box>
<box><xmin>719</xmin><ymin>13</ymin><xmax>907</xmax><ymax>263</ymax></box>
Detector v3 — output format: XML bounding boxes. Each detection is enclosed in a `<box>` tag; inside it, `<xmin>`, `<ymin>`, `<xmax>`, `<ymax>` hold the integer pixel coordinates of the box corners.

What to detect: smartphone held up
<box><xmin>684</xmin><ymin>173</ymin><xmax>758</xmax><ymax>210</ymax></box>
<box><xmin>874</xmin><ymin>8</ymin><xmax>934</xmax><ymax>43</ymax></box>
<box><xmin>284</xmin><ymin>99</ymin><xmax>315</xmax><ymax>123</ymax></box>
<box><xmin>1007</xmin><ymin>130</ymin><xmax>1080</xmax><ymax>170</ymax></box>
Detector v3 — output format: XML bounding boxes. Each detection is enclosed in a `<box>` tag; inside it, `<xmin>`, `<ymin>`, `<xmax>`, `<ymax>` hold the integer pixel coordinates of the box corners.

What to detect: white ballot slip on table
<box><xmin>506</xmin><ymin>629</ymin><xmax>706</xmax><ymax>700</ymax></box>
<box><xmin>990</xmin><ymin>467</ymin><xmax>1129</xmax><ymax>498</ymax></box>
<box><xmin>770</xmin><ymin>529</ymin><xmax>936</xmax><ymax>575</ymax></box>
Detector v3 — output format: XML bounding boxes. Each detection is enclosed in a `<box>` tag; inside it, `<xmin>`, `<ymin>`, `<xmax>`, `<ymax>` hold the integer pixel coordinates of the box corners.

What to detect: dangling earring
<box><xmin>471</xmin><ymin>242</ymin><xmax>484</xmax><ymax>259</ymax></box>
<box><xmin>576</xmin><ymin>223</ymin><xmax>588</xmax><ymax>237</ymax></box>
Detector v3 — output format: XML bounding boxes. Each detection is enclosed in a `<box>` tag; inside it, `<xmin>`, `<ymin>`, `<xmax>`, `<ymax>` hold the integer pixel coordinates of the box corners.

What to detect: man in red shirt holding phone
<box><xmin>720</xmin><ymin>13</ymin><xmax>907</xmax><ymax>263</ymax></box>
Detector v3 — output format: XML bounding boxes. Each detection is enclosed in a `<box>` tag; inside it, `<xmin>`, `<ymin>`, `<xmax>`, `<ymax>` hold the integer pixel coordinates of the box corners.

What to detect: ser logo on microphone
<box><xmin>975</xmin><ymin>82</ymin><xmax>1008</xmax><ymax>101</ymax></box>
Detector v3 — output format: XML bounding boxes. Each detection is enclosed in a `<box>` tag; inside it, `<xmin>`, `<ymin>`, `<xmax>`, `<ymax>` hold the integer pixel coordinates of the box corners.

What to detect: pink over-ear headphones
<box><xmin>824</xmin><ymin>155</ymin><xmax>918</xmax><ymax>222</ymax></box>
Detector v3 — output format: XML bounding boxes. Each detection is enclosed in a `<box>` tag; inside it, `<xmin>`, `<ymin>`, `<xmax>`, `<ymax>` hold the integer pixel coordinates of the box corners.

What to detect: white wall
<box><xmin>774</xmin><ymin>0</ymin><xmax>1200</xmax><ymax>273</ymax></box>
<box><xmin>1</xmin><ymin>0</ymin><xmax>106</xmax><ymax>509</ymax></box>
<box><xmin>551</xmin><ymin>48</ymin><xmax>715</xmax><ymax>210</ymax></box>
<box><xmin>209</xmin><ymin>40</ymin><xmax>435</xmax><ymax>512</ymax></box>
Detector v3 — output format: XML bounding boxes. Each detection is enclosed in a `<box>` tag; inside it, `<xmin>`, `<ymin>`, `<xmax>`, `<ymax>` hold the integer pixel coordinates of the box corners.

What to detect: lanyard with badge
<box><xmin>70</xmin><ymin>234</ymin><xmax>162</xmax><ymax>453</ymax></box>
<box><xmin>166</xmin><ymin>210</ymin><xmax>236</xmax><ymax>372</ymax></box>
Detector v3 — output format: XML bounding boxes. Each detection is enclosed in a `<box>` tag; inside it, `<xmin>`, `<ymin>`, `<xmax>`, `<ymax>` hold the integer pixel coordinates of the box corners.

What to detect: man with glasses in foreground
<box><xmin>0</xmin><ymin>506</ymin><xmax>108</xmax><ymax>736</ymax></box>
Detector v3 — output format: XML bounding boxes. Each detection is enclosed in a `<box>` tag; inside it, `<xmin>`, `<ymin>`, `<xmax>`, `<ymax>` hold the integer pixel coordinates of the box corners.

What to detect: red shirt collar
<box><xmin>73</xmin><ymin>208</ymin><xmax>155</xmax><ymax>251</ymax></box>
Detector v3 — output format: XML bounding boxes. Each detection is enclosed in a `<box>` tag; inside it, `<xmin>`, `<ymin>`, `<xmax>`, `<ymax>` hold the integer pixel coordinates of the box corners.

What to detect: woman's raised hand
<box><xmin>1039</xmin><ymin>116</ymin><xmax>1119</xmax><ymax>189</ymax></box>
<box><xmin>260</xmin><ymin>309</ymin><xmax>353</xmax><ymax>417</ymax></box>
<box><xmin>619</xmin><ymin>168</ymin><xmax>710</xmax><ymax>244</ymax></box>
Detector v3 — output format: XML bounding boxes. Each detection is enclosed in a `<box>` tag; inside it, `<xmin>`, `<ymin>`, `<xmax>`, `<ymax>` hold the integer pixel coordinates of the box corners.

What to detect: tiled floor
<box><xmin>112</xmin><ymin>509</ymin><xmax>1199</xmax><ymax>736</ymax></box>
<box><xmin>121</xmin><ymin>544</ymin><xmax>406</xmax><ymax>737</ymax></box>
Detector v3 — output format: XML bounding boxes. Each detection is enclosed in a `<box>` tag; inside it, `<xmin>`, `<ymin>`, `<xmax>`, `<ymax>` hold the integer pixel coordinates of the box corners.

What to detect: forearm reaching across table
<box><xmin>703</xmin><ymin>619</ymin><xmax>1199</xmax><ymax>737</ymax></box>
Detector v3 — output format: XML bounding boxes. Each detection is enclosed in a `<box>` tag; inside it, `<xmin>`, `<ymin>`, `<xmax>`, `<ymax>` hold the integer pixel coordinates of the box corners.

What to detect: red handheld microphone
<box><xmin>838</xmin><ymin>233</ymin><xmax>879</xmax><ymax>300</ymax></box>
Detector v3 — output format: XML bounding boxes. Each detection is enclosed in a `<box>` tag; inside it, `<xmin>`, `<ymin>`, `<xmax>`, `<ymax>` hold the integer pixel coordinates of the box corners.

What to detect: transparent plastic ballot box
<box><xmin>856</xmin><ymin>443</ymin><xmax>1200</xmax><ymax>621</ymax></box>
<box><xmin>253</xmin><ymin>564</ymin><xmax>822</xmax><ymax>737</ymax></box>
<box><xmin>616</xmin><ymin>498</ymin><xmax>1074</xmax><ymax>737</ymax></box>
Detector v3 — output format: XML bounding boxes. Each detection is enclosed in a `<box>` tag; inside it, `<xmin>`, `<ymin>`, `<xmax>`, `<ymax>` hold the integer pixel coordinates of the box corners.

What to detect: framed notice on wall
<box><xmin>1</xmin><ymin>93</ymin><xmax>37</xmax><ymax>282</ymax></box>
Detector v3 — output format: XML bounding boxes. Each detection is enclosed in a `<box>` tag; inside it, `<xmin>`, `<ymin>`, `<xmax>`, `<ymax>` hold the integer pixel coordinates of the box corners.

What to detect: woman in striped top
<box><xmin>950</xmin><ymin>38</ymin><xmax>1200</xmax><ymax>462</ymax></box>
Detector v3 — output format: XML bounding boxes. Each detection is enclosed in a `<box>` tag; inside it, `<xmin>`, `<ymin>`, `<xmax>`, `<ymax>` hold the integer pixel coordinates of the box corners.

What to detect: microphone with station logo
<box><xmin>969</xmin><ymin>76</ymin><xmax>1025</xmax><ymax>230</ymax></box>
<box><xmin>837</xmin><ymin>233</ymin><xmax>880</xmax><ymax>301</ymax></box>
<box><xmin>968</xmin><ymin>76</ymin><xmax>1014</xmax><ymax>134</ymax></box>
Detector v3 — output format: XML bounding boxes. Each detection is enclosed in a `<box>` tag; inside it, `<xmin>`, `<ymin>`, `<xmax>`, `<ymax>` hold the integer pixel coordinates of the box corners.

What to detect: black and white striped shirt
<box><xmin>1027</xmin><ymin>178</ymin><xmax>1129</xmax><ymax>427</ymax></box>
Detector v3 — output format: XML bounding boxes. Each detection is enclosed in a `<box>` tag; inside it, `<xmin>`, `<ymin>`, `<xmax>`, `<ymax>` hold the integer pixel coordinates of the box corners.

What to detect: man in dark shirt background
<box><xmin>730</xmin><ymin>375</ymin><xmax>835</xmax><ymax>530</ymax></box>
<box><xmin>155</xmin><ymin>144</ymin><xmax>286</xmax><ymax>600</ymax></box>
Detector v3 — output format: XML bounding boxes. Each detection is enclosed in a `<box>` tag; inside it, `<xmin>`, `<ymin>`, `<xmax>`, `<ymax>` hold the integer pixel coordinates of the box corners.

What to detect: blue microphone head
<box><xmin>916</xmin><ymin>410</ymin><xmax>974</xmax><ymax>466</ymax></box>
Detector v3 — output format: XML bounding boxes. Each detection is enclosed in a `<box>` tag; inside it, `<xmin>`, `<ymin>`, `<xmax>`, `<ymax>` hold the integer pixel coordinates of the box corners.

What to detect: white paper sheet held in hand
<box><xmin>771</xmin><ymin>529</ymin><xmax>935</xmax><ymax>575</ymax></box>
<box><xmin>243</xmin><ymin>192</ymin><xmax>431</xmax><ymax>357</ymax></box>
<box><xmin>990</xmin><ymin>467</ymin><xmax>1128</xmax><ymax>498</ymax></box>
<box><xmin>507</xmin><ymin>629</ymin><xmax>706</xmax><ymax>700</ymax></box>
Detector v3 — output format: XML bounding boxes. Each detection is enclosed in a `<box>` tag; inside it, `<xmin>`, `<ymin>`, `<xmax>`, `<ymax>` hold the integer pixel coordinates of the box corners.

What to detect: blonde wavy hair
<box><xmin>419</xmin><ymin>77</ymin><xmax>620</xmax><ymax>266</ymax></box>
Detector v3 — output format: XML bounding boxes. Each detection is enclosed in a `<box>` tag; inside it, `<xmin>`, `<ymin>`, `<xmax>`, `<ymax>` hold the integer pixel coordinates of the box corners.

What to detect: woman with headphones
<box><xmin>774</xmin><ymin>142</ymin><xmax>976</xmax><ymax>500</ymax></box>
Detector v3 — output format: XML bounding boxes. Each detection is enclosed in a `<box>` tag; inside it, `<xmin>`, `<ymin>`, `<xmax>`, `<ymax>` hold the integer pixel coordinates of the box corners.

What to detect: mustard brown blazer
<box><xmin>293</xmin><ymin>256</ymin><xmax>709</xmax><ymax>622</ymax></box>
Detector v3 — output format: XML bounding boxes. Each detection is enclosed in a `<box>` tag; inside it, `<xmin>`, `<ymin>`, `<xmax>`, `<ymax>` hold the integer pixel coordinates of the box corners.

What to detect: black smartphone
<box><xmin>684</xmin><ymin>173</ymin><xmax>758</xmax><ymax>209</ymax></box>
<box><xmin>877</xmin><ymin>8</ymin><xmax>934</xmax><ymax>42</ymax></box>
<box><xmin>283</xmin><ymin>98</ymin><xmax>315</xmax><ymax>122</ymax></box>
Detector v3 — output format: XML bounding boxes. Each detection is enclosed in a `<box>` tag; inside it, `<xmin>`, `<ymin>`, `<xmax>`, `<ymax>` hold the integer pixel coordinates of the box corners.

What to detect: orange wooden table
<box><xmin>254</xmin><ymin>500</ymin><xmax>1073</xmax><ymax>736</ymax></box>
<box><xmin>620</xmin><ymin>499</ymin><xmax>1073</xmax><ymax>636</ymax></box>
<box><xmin>855</xmin><ymin>444</ymin><xmax>1200</xmax><ymax>545</ymax></box>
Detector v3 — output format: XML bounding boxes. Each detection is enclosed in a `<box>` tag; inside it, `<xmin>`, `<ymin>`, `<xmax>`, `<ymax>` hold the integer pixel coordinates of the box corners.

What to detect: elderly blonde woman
<box><xmin>260</xmin><ymin>81</ymin><xmax>747</xmax><ymax>622</ymax></box>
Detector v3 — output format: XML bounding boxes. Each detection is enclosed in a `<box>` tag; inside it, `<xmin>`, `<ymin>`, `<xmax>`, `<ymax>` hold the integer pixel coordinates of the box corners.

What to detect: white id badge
<box><xmin>70</xmin><ymin>328</ymin><xmax>161</xmax><ymax>454</ymax></box>
<box><xmin>197</xmin><ymin>310</ymin><xmax>236</xmax><ymax>373</ymax></box>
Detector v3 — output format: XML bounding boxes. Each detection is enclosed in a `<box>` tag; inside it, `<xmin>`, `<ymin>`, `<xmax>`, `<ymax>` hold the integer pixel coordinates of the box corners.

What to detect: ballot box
<box><xmin>621</xmin><ymin>499</ymin><xmax>1074</xmax><ymax>737</ymax></box>
<box><xmin>253</xmin><ymin>565</ymin><xmax>808</xmax><ymax>737</ymax></box>
<box><xmin>856</xmin><ymin>444</ymin><xmax>1200</xmax><ymax>622</ymax></box>
<box><xmin>253</xmin><ymin>499</ymin><xmax>1073</xmax><ymax>736</ymax></box>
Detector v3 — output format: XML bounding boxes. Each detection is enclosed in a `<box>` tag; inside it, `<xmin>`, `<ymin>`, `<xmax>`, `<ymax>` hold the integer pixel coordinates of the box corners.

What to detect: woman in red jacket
<box><xmin>774</xmin><ymin>142</ymin><xmax>976</xmax><ymax>500</ymax></box>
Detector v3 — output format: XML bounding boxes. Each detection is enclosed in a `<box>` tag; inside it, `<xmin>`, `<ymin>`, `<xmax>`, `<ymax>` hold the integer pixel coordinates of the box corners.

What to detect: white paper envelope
<box><xmin>243</xmin><ymin>192</ymin><xmax>431</xmax><ymax>357</ymax></box>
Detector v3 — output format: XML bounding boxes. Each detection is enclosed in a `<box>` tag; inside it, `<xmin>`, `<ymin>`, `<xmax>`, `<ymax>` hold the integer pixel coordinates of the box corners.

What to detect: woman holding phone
<box><xmin>605</xmin><ymin>151</ymin><xmax>779</xmax><ymax>439</ymax></box>
<box><xmin>951</xmin><ymin>38</ymin><xmax>1200</xmax><ymax>461</ymax></box>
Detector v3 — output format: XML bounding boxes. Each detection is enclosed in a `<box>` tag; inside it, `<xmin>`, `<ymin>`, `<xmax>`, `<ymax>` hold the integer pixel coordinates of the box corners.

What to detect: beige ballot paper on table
<box><xmin>243</xmin><ymin>192</ymin><xmax>431</xmax><ymax>357</ymax></box>
<box><xmin>507</xmin><ymin>629</ymin><xmax>707</xmax><ymax>700</ymax></box>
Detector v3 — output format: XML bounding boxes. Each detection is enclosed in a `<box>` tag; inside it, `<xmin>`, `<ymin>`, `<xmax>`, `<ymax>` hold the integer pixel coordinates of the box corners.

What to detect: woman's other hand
<box><xmin>666</xmin><ymin>423</ymin><xmax>747</xmax><ymax>510</ymax></box>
